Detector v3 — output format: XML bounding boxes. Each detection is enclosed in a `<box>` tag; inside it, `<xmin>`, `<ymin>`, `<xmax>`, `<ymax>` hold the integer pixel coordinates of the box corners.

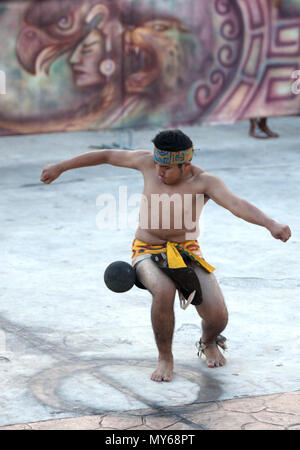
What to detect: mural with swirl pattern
<box><xmin>0</xmin><ymin>0</ymin><xmax>299</xmax><ymax>136</ymax></box>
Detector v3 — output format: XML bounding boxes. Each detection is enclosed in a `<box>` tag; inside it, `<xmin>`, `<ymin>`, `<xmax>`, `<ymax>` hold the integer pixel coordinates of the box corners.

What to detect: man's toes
<box><xmin>152</xmin><ymin>375</ymin><xmax>160</xmax><ymax>382</ymax></box>
<box><xmin>162</xmin><ymin>375</ymin><xmax>172</xmax><ymax>382</ymax></box>
<box><xmin>207</xmin><ymin>359</ymin><xmax>225</xmax><ymax>368</ymax></box>
<box><xmin>151</xmin><ymin>372</ymin><xmax>162</xmax><ymax>382</ymax></box>
<box><xmin>151</xmin><ymin>371</ymin><xmax>172</xmax><ymax>382</ymax></box>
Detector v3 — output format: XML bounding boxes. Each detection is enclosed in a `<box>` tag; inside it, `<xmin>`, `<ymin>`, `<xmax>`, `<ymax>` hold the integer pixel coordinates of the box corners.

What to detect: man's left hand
<box><xmin>268</xmin><ymin>222</ymin><xmax>292</xmax><ymax>242</ymax></box>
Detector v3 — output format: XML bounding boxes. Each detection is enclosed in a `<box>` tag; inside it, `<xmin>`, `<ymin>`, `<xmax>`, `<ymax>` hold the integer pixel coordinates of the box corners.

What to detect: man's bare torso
<box><xmin>135</xmin><ymin>154</ymin><xmax>207</xmax><ymax>244</ymax></box>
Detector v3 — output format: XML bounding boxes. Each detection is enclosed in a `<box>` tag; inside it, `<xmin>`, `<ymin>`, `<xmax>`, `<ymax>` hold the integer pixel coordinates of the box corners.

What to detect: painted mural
<box><xmin>0</xmin><ymin>0</ymin><xmax>299</xmax><ymax>136</ymax></box>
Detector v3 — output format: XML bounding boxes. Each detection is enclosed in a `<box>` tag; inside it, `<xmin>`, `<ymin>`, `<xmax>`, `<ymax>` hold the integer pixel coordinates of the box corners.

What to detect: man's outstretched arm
<box><xmin>203</xmin><ymin>174</ymin><xmax>291</xmax><ymax>242</ymax></box>
<box><xmin>40</xmin><ymin>149</ymin><xmax>151</xmax><ymax>184</ymax></box>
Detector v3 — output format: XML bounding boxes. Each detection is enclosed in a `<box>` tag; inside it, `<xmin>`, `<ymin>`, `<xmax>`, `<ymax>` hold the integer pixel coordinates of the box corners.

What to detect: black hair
<box><xmin>152</xmin><ymin>129</ymin><xmax>193</xmax><ymax>152</ymax></box>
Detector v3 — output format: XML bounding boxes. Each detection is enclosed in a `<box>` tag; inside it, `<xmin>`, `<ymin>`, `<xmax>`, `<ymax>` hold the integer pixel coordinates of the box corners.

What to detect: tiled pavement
<box><xmin>1</xmin><ymin>390</ymin><xmax>299</xmax><ymax>430</ymax></box>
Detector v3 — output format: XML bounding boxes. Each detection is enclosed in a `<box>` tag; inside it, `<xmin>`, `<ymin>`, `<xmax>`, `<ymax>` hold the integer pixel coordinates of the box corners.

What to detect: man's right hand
<box><xmin>40</xmin><ymin>163</ymin><xmax>63</xmax><ymax>184</ymax></box>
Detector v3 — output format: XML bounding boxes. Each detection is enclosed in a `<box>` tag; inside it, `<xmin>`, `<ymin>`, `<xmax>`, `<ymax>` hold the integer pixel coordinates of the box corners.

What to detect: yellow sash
<box><xmin>132</xmin><ymin>239</ymin><xmax>215</xmax><ymax>273</ymax></box>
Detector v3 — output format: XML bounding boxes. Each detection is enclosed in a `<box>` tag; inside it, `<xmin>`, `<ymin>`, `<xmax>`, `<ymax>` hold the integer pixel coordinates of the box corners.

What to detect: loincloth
<box><xmin>131</xmin><ymin>239</ymin><xmax>215</xmax><ymax>308</ymax></box>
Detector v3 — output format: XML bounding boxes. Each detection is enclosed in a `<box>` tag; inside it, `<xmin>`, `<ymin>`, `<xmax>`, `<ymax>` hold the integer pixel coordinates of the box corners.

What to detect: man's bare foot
<box><xmin>202</xmin><ymin>345</ymin><xmax>226</xmax><ymax>368</ymax></box>
<box><xmin>151</xmin><ymin>357</ymin><xmax>173</xmax><ymax>382</ymax></box>
<box><xmin>196</xmin><ymin>338</ymin><xmax>227</xmax><ymax>368</ymax></box>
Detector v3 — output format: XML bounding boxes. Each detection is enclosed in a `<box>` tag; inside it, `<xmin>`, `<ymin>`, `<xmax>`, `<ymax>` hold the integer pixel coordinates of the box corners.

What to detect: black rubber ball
<box><xmin>104</xmin><ymin>261</ymin><xmax>136</xmax><ymax>293</ymax></box>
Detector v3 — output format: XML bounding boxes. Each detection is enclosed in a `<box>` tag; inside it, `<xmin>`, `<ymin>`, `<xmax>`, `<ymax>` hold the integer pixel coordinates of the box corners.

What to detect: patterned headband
<box><xmin>154</xmin><ymin>146</ymin><xmax>194</xmax><ymax>165</ymax></box>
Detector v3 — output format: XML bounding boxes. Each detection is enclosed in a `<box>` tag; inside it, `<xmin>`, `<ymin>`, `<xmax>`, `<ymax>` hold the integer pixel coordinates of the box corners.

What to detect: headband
<box><xmin>154</xmin><ymin>146</ymin><xmax>194</xmax><ymax>165</ymax></box>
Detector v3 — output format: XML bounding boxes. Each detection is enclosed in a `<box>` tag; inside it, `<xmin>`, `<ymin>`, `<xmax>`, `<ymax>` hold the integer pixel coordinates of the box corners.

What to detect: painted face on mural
<box><xmin>69</xmin><ymin>29</ymin><xmax>117</xmax><ymax>88</ymax></box>
<box><xmin>68</xmin><ymin>4</ymin><xmax>123</xmax><ymax>88</ymax></box>
<box><xmin>124</xmin><ymin>17</ymin><xmax>195</xmax><ymax>95</ymax></box>
<box><xmin>69</xmin><ymin>30</ymin><xmax>104</xmax><ymax>88</ymax></box>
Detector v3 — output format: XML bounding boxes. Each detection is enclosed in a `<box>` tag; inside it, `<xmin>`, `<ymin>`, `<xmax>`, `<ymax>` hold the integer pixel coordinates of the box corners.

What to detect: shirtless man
<box><xmin>40</xmin><ymin>129</ymin><xmax>291</xmax><ymax>382</ymax></box>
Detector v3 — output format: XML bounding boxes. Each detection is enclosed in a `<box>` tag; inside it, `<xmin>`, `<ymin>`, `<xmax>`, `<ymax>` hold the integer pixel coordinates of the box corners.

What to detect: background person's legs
<box><xmin>257</xmin><ymin>117</ymin><xmax>279</xmax><ymax>138</ymax></box>
<box><xmin>135</xmin><ymin>258</ymin><xmax>177</xmax><ymax>381</ymax></box>
<box><xmin>249</xmin><ymin>118</ymin><xmax>279</xmax><ymax>138</ymax></box>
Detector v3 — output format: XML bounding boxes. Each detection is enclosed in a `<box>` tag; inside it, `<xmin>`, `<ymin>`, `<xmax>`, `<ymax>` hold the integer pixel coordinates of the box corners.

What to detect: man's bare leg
<box><xmin>135</xmin><ymin>259</ymin><xmax>176</xmax><ymax>381</ymax></box>
<box><xmin>150</xmin><ymin>289</ymin><xmax>176</xmax><ymax>381</ymax></box>
<box><xmin>193</xmin><ymin>265</ymin><xmax>228</xmax><ymax>368</ymax></box>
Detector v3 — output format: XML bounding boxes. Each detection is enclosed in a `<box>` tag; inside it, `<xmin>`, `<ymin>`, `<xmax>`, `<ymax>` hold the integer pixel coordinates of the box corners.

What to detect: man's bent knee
<box><xmin>196</xmin><ymin>300</ymin><xmax>228</xmax><ymax>327</ymax></box>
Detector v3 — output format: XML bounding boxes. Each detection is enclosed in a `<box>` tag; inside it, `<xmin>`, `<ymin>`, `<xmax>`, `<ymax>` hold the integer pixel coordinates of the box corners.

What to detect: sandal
<box><xmin>195</xmin><ymin>334</ymin><xmax>227</xmax><ymax>358</ymax></box>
